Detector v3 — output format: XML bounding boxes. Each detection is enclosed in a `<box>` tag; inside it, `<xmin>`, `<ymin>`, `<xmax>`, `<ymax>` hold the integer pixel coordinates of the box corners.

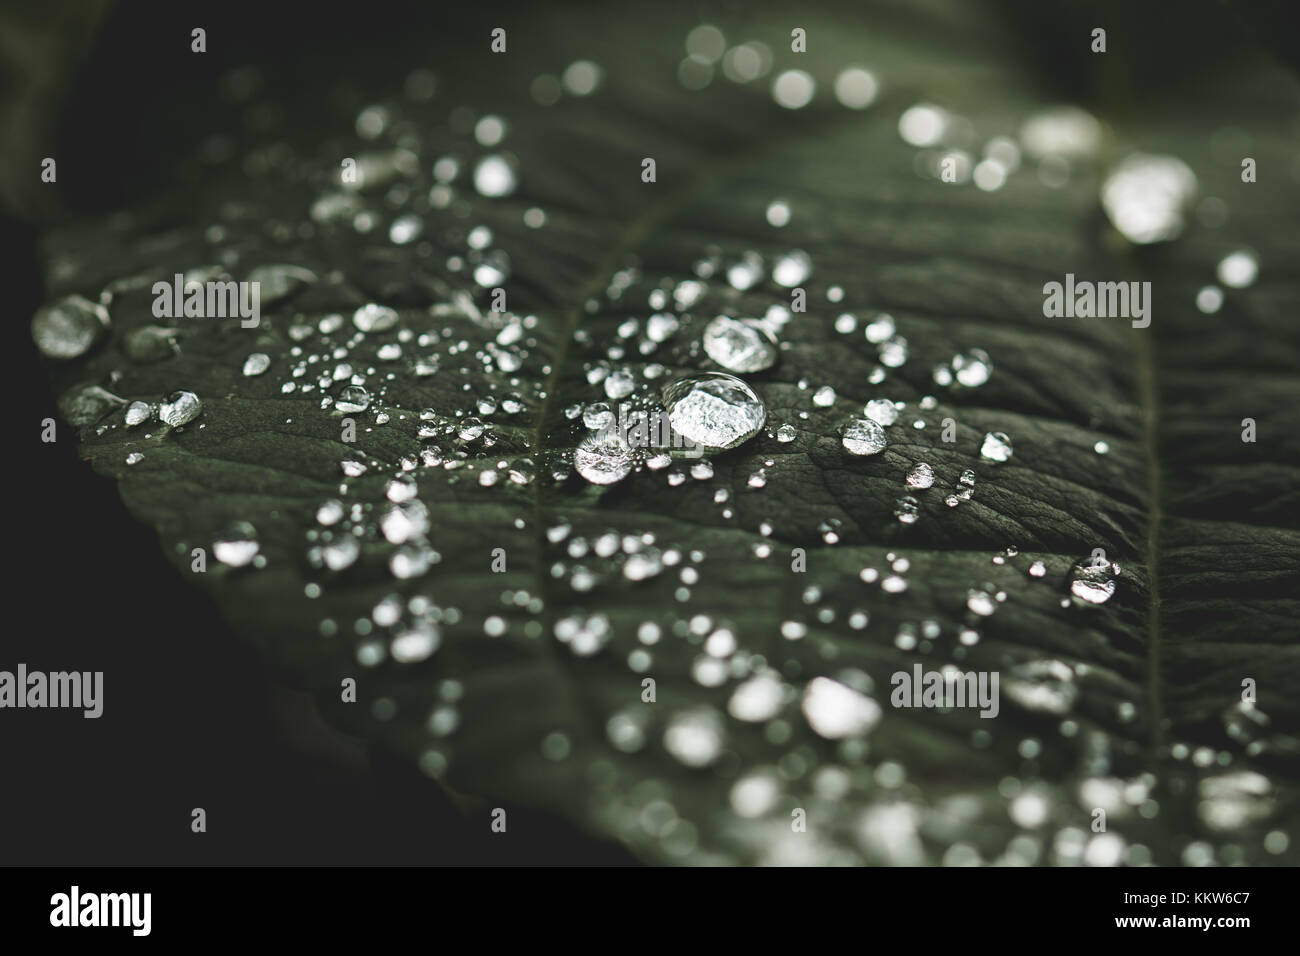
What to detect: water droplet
<box><xmin>583</xmin><ymin>402</ymin><xmax>614</xmax><ymax>430</ymax></box>
<box><xmin>322</xmin><ymin>536</ymin><xmax>360</xmax><ymax>570</ymax></box>
<box><xmin>1029</xmin><ymin>560</ymin><xmax>1047</xmax><ymax>578</ymax></box>
<box><xmin>772</xmin><ymin>250</ymin><xmax>811</xmax><ymax>287</ymax></box>
<box><xmin>574</xmin><ymin>433</ymin><xmax>635</xmax><ymax>485</ymax></box>
<box><xmin>389</xmin><ymin>214</ymin><xmax>423</xmax><ymax>244</ymax></box>
<box><xmin>776</xmin><ymin>423</ymin><xmax>797</xmax><ymax>442</ymax></box>
<box><xmin>1003</xmin><ymin>660</ymin><xmax>1077</xmax><ymax>714</ymax></box>
<box><xmin>898</xmin><ymin>103</ymin><xmax>948</xmax><ymax>146</ymax></box>
<box><xmin>336</xmin><ymin>385</ymin><xmax>371</xmax><ymax>413</ymax></box>
<box><xmin>864</xmin><ymin>313</ymin><xmax>895</xmax><ymax>343</ymax></box>
<box><xmin>664</xmin><ymin>707</ymin><xmax>726</xmax><ymax>766</ymax></box>
<box><xmin>906</xmin><ymin>462</ymin><xmax>935</xmax><ymax>488</ymax></box>
<box><xmin>243</xmin><ymin>353</ymin><xmax>270</xmax><ymax>376</ymax></box>
<box><xmin>802</xmin><ymin>677</ymin><xmax>881</xmax><ymax>739</ymax></box>
<box><xmin>980</xmin><ymin>431</ymin><xmax>1013</xmax><ymax>462</ymax></box>
<box><xmin>214</xmin><ymin>523</ymin><xmax>260</xmax><ymax>567</ymax></box>
<box><xmin>663</xmin><ymin>373</ymin><xmax>766</xmax><ymax>451</ymax></box>
<box><xmin>474</xmin><ymin>154</ymin><xmax>517</xmax><ymax>197</ymax></box>
<box><xmin>159</xmin><ymin>390</ymin><xmax>202</xmax><ymax>427</ymax></box>
<box><xmin>1069</xmin><ymin>556</ymin><xmax>1118</xmax><ymax>604</ymax></box>
<box><xmin>966</xmin><ymin>588</ymin><xmax>997</xmax><ymax>616</ymax></box>
<box><xmin>247</xmin><ymin>263</ymin><xmax>315</xmax><ymax>303</ymax></box>
<box><xmin>31</xmin><ymin>295</ymin><xmax>109</xmax><ymax>359</ymax></box>
<box><xmin>1019</xmin><ymin>106</ymin><xmax>1101</xmax><ymax>159</ymax></box>
<box><xmin>833</xmin><ymin>67</ymin><xmax>878</xmax><ymax>109</ymax></box>
<box><xmin>604</xmin><ymin>368</ymin><xmax>635</xmax><ymax>399</ymax></box>
<box><xmin>813</xmin><ymin>385</ymin><xmax>836</xmax><ymax>407</ymax></box>
<box><xmin>1216</xmin><ymin>250</ymin><xmax>1258</xmax><ymax>289</ymax></box>
<box><xmin>1196</xmin><ymin>285</ymin><xmax>1224</xmax><ymax>314</ymax></box>
<box><xmin>122</xmin><ymin>325</ymin><xmax>180</xmax><ymax>363</ymax></box>
<box><xmin>702</xmin><ymin>316</ymin><xmax>778</xmax><ymax>372</ymax></box>
<box><xmin>353</xmin><ymin>303</ymin><xmax>399</xmax><ymax>332</ymax></box>
<box><xmin>864</xmin><ymin>399</ymin><xmax>898</xmax><ymax>426</ymax></box>
<box><xmin>124</xmin><ymin>401</ymin><xmax>153</xmax><ymax>426</ymax></box>
<box><xmin>381</xmin><ymin>501</ymin><xmax>430</xmax><ymax>544</ymax></box>
<box><xmin>894</xmin><ymin>496</ymin><xmax>920</xmax><ymax>524</ymax></box>
<box><xmin>726</xmin><ymin>253</ymin><xmax>764</xmax><ymax>291</ymax></box>
<box><xmin>766</xmin><ymin>200</ymin><xmax>791</xmax><ymax>227</ymax></box>
<box><xmin>391</xmin><ymin>626</ymin><xmax>440</xmax><ymax>663</ymax></box>
<box><xmin>771</xmin><ymin>69</ymin><xmax>815</xmax><ymax>109</ymax></box>
<box><xmin>1101</xmin><ymin>153</ymin><xmax>1197</xmax><ymax>244</ymax></box>
<box><xmin>841</xmin><ymin>418</ymin><xmax>887</xmax><ymax>456</ymax></box>
<box><xmin>561</xmin><ymin>60</ymin><xmax>603</xmax><ymax>96</ymax></box>
<box><xmin>952</xmin><ymin>349</ymin><xmax>992</xmax><ymax>387</ymax></box>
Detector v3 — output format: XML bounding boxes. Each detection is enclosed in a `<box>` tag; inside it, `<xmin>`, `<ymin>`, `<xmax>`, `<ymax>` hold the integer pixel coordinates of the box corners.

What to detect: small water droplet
<box><xmin>243</xmin><ymin>353</ymin><xmax>271</xmax><ymax>376</ymax></box>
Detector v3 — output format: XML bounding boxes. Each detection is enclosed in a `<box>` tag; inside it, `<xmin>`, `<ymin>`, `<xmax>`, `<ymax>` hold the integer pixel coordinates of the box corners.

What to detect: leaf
<box><xmin>36</xmin><ymin>0</ymin><xmax>1299</xmax><ymax>864</ymax></box>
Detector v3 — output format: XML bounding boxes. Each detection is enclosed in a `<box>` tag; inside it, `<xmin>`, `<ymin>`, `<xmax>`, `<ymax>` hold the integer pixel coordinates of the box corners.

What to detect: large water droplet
<box><xmin>663</xmin><ymin>373</ymin><xmax>765</xmax><ymax>451</ymax></box>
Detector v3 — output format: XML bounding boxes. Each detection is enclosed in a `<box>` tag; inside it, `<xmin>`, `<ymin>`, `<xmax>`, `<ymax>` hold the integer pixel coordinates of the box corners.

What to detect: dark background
<box><xmin>3</xmin><ymin>0</ymin><xmax>1296</xmax><ymax>866</ymax></box>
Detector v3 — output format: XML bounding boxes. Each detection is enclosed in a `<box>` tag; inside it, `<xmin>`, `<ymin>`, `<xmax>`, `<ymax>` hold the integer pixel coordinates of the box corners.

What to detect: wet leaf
<box><xmin>36</xmin><ymin>0</ymin><xmax>1299</xmax><ymax>864</ymax></box>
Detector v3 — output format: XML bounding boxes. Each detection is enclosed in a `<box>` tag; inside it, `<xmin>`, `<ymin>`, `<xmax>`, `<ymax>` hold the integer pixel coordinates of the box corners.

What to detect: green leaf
<box><xmin>37</xmin><ymin>0</ymin><xmax>1299</xmax><ymax>864</ymax></box>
